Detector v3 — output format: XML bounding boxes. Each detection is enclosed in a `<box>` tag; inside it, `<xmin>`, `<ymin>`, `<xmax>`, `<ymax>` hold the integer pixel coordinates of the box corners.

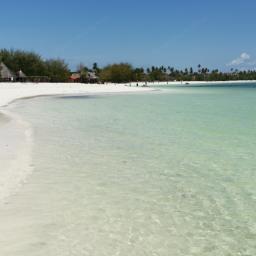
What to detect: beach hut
<box><xmin>70</xmin><ymin>73</ymin><xmax>81</xmax><ymax>82</ymax></box>
<box><xmin>16</xmin><ymin>69</ymin><xmax>27</xmax><ymax>82</ymax></box>
<box><xmin>69</xmin><ymin>71</ymin><xmax>99</xmax><ymax>83</ymax></box>
<box><xmin>87</xmin><ymin>71</ymin><xmax>99</xmax><ymax>83</ymax></box>
<box><xmin>0</xmin><ymin>62</ymin><xmax>16</xmax><ymax>81</ymax></box>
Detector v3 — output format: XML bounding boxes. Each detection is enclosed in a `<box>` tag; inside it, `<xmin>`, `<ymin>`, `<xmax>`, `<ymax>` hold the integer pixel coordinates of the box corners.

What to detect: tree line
<box><xmin>83</xmin><ymin>63</ymin><xmax>256</xmax><ymax>83</ymax></box>
<box><xmin>0</xmin><ymin>49</ymin><xmax>70</xmax><ymax>82</ymax></box>
<box><xmin>1</xmin><ymin>49</ymin><xmax>256</xmax><ymax>83</ymax></box>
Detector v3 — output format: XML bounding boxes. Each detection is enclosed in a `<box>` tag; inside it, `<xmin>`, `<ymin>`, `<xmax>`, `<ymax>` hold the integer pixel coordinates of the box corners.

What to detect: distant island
<box><xmin>1</xmin><ymin>49</ymin><xmax>256</xmax><ymax>84</ymax></box>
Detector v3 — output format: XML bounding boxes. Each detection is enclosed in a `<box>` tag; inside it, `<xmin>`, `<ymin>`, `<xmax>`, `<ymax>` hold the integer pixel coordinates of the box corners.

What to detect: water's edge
<box><xmin>0</xmin><ymin>109</ymin><xmax>34</xmax><ymax>204</ymax></box>
<box><xmin>0</xmin><ymin>90</ymin><xmax>157</xmax><ymax>205</ymax></box>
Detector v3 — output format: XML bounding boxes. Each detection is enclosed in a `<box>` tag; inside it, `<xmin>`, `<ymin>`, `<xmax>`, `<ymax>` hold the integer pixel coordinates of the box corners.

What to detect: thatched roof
<box><xmin>0</xmin><ymin>62</ymin><xmax>15</xmax><ymax>79</ymax></box>
<box><xmin>17</xmin><ymin>69</ymin><xmax>26</xmax><ymax>78</ymax></box>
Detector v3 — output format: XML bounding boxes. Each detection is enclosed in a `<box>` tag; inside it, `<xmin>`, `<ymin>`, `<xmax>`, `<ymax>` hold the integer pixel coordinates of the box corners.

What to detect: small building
<box><xmin>16</xmin><ymin>69</ymin><xmax>27</xmax><ymax>82</ymax></box>
<box><xmin>0</xmin><ymin>62</ymin><xmax>49</xmax><ymax>82</ymax></box>
<box><xmin>70</xmin><ymin>73</ymin><xmax>81</xmax><ymax>82</ymax></box>
<box><xmin>69</xmin><ymin>71</ymin><xmax>99</xmax><ymax>83</ymax></box>
<box><xmin>0</xmin><ymin>62</ymin><xmax>16</xmax><ymax>81</ymax></box>
<box><xmin>87</xmin><ymin>71</ymin><xmax>99</xmax><ymax>83</ymax></box>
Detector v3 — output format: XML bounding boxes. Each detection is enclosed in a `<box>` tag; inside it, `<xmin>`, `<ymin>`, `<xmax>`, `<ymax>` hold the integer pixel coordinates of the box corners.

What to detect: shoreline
<box><xmin>126</xmin><ymin>80</ymin><xmax>256</xmax><ymax>87</ymax></box>
<box><xmin>0</xmin><ymin>109</ymin><xmax>33</xmax><ymax>204</ymax></box>
<box><xmin>0</xmin><ymin>80</ymin><xmax>255</xmax><ymax>204</ymax></box>
<box><xmin>1</xmin><ymin>80</ymin><xmax>256</xmax><ymax>108</ymax></box>
<box><xmin>0</xmin><ymin>82</ymin><xmax>156</xmax><ymax>108</ymax></box>
<box><xmin>0</xmin><ymin>82</ymin><xmax>155</xmax><ymax>204</ymax></box>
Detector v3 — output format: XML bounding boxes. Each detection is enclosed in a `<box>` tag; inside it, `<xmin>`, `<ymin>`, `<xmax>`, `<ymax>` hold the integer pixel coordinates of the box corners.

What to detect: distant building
<box><xmin>0</xmin><ymin>63</ymin><xmax>49</xmax><ymax>82</ymax></box>
<box><xmin>16</xmin><ymin>70</ymin><xmax>27</xmax><ymax>82</ymax></box>
<box><xmin>0</xmin><ymin>62</ymin><xmax>16</xmax><ymax>81</ymax></box>
<box><xmin>69</xmin><ymin>71</ymin><xmax>99</xmax><ymax>83</ymax></box>
<box><xmin>70</xmin><ymin>72</ymin><xmax>81</xmax><ymax>82</ymax></box>
<box><xmin>87</xmin><ymin>71</ymin><xmax>99</xmax><ymax>83</ymax></box>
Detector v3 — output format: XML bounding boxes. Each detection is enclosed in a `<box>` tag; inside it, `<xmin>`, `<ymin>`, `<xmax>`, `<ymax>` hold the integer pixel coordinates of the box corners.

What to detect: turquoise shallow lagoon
<box><xmin>1</xmin><ymin>84</ymin><xmax>256</xmax><ymax>255</ymax></box>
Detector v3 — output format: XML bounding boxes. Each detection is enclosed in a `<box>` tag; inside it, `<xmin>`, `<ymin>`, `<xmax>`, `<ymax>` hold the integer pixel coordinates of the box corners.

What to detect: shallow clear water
<box><xmin>1</xmin><ymin>85</ymin><xmax>256</xmax><ymax>255</ymax></box>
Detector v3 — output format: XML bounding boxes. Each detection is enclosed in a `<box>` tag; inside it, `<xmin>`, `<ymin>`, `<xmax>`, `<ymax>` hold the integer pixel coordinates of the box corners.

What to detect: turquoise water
<box><xmin>1</xmin><ymin>85</ymin><xmax>256</xmax><ymax>255</ymax></box>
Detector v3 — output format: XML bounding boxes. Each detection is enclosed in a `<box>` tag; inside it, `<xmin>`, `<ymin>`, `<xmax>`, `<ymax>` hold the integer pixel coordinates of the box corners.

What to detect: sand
<box><xmin>0</xmin><ymin>82</ymin><xmax>156</xmax><ymax>107</ymax></box>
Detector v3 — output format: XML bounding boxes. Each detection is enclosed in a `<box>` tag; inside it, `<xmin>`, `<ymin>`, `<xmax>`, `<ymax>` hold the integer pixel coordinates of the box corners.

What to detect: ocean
<box><xmin>1</xmin><ymin>84</ymin><xmax>256</xmax><ymax>255</ymax></box>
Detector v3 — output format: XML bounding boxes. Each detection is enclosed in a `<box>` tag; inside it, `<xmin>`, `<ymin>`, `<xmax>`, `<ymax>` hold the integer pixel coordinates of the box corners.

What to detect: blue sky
<box><xmin>1</xmin><ymin>0</ymin><xmax>256</xmax><ymax>70</ymax></box>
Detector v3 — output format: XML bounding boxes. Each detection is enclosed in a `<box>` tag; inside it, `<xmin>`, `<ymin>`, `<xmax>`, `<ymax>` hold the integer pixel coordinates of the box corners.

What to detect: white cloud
<box><xmin>227</xmin><ymin>52</ymin><xmax>251</xmax><ymax>66</ymax></box>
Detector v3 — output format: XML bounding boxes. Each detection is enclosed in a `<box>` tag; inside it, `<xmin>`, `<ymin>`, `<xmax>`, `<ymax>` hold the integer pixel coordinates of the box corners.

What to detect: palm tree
<box><xmin>197</xmin><ymin>64</ymin><xmax>201</xmax><ymax>73</ymax></box>
<box><xmin>93</xmin><ymin>62</ymin><xmax>100</xmax><ymax>74</ymax></box>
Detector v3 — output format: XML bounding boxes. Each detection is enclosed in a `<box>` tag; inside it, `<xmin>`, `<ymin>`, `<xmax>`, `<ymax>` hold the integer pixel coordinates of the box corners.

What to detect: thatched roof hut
<box><xmin>16</xmin><ymin>69</ymin><xmax>27</xmax><ymax>82</ymax></box>
<box><xmin>17</xmin><ymin>69</ymin><xmax>26</xmax><ymax>78</ymax></box>
<box><xmin>0</xmin><ymin>62</ymin><xmax>15</xmax><ymax>81</ymax></box>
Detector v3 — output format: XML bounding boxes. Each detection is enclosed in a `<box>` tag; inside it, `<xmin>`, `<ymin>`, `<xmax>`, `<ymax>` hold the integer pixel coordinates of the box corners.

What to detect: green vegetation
<box><xmin>99</xmin><ymin>63</ymin><xmax>134</xmax><ymax>83</ymax></box>
<box><xmin>1</xmin><ymin>48</ymin><xmax>256</xmax><ymax>83</ymax></box>
<box><xmin>44</xmin><ymin>59</ymin><xmax>70</xmax><ymax>82</ymax></box>
<box><xmin>0</xmin><ymin>49</ymin><xmax>46</xmax><ymax>76</ymax></box>
<box><xmin>0</xmin><ymin>49</ymin><xmax>69</xmax><ymax>82</ymax></box>
<box><xmin>77</xmin><ymin>63</ymin><xmax>256</xmax><ymax>83</ymax></box>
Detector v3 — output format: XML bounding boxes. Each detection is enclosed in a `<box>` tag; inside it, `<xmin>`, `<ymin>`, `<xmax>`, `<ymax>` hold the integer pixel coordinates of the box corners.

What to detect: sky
<box><xmin>1</xmin><ymin>0</ymin><xmax>256</xmax><ymax>71</ymax></box>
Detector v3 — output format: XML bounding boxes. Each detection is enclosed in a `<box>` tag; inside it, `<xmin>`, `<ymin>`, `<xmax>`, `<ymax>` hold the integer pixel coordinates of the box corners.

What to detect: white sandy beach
<box><xmin>1</xmin><ymin>80</ymin><xmax>256</xmax><ymax>108</ymax></box>
<box><xmin>0</xmin><ymin>82</ymin><xmax>155</xmax><ymax>204</ymax></box>
<box><xmin>0</xmin><ymin>82</ymin><xmax>156</xmax><ymax>107</ymax></box>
